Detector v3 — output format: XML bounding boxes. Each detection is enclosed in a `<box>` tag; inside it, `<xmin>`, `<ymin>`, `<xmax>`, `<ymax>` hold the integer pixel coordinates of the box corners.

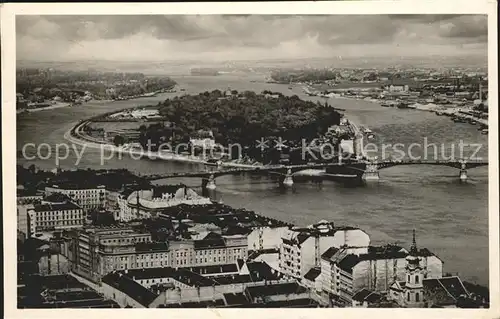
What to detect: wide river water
<box><xmin>17</xmin><ymin>73</ymin><xmax>489</xmax><ymax>286</ymax></box>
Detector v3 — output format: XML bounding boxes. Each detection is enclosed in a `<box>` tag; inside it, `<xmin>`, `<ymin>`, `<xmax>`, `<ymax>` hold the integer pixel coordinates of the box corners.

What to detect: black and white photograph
<box><xmin>2</xmin><ymin>1</ymin><xmax>498</xmax><ymax>316</ymax></box>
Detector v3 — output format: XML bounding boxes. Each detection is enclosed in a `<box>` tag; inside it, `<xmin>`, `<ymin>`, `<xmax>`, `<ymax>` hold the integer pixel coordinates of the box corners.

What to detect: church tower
<box><xmin>404</xmin><ymin>230</ymin><xmax>425</xmax><ymax>308</ymax></box>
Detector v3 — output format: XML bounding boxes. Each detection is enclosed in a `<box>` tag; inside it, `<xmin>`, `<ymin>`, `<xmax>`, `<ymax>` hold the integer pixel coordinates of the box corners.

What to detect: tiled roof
<box><xmin>34</xmin><ymin>202</ymin><xmax>81</xmax><ymax>212</ymax></box>
<box><xmin>437</xmin><ymin>276</ymin><xmax>469</xmax><ymax>299</ymax></box>
<box><xmin>417</xmin><ymin>276</ymin><xmax>470</xmax><ymax>307</ymax></box>
<box><xmin>152</xmin><ymin>185</ymin><xmax>186</xmax><ymax>198</ymax></box>
<box><xmin>101</xmin><ymin>272</ymin><xmax>158</xmax><ymax>307</ymax></box>
<box><xmin>135</xmin><ymin>242</ymin><xmax>169</xmax><ymax>252</ymax></box>
<box><xmin>246</xmin><ymin>261</ymin><xmax>281</xmax><ymax>281</ymax></box>
<box><xmin>188</xmin><ymin>263</ymin><xmax>239</xmax><ymax>275</ymax></box>
<box><xmin>248</xmin><ymin>248</ymin><xmax>279</xmax><ymax>260</ymax></box>
<box><xmin>48</xmin><ymin>182</ymin><xmax>104</xmax><ymax>190</ymax></box>
<box><xmin>122</xmin><ymin>267</ymin><xmax>177</xmax><ymax>280</ymax></box>
<box><xmin>246</xmin><ymin>282</ymin><xmax>307</xmax><ymax>299</ymax></box>
<box><xmin>303</xmin><ymin>267</ymin><xmax>321</xmax><ymax>281</ymax></box>
<box><xmin>157</xmin><ymin>300</ymin><xmax>225</xmax><ymax>308</ymax></box>
<box><xmin>352</xmin><ymin>289</ymin><xmax>372</xmax><ymax>302</ymax></box>
<box><xmin>194</xmin><ymin>237</ymin><xmax>226</xmax><ymax>249</ymax></box>
<box><xmin>321</xmin><ymin>247</ymin><xmax>339</xmax><ymax>260</ymax></box>
<box><xmin>212</xmin><ymin>275</ymin><xmax>253</xmax><ymax>285</ymax></box>
<box><xmin>223</xmin><ymin>292</ymin><xmax>250</xmax><ymax>306</ymax></box>
<box><xmin>365</xmin><ymin>292</ymin><xmax>382</xmax><ymax>303</ymax></box>
<box><xmin>44</xmin><ymin>192</ymin><xmax>72</xmax><ymax>203</ymax></box>
<box><xmin>337</xmin><ymin>254</ymin><xmax>360</xmax><ymax>273</ymax></box>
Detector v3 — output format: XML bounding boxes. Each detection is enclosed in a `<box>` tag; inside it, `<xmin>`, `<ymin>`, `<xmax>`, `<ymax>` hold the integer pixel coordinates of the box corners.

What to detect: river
<box><xmin>16</xmin><ymin>73</ymin><xmax>489</xmax><ymax>286</ymax></box>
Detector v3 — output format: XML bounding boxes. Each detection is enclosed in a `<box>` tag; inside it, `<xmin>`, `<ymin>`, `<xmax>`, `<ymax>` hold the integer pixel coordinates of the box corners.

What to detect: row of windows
<box><xmin>36</xmin><ymin>209</ymin><xmax>82</xmax><ymax>216</ymax></box>
<box><xmin>36</xmin><ymin>215</ymin><xmax>84</xmax><ymax>221</ymax></box>
<box><xmin>196</xmin><ymin>256</ymin><xmax>226</xmax><ymax>264</ymax></box>
<box><xmin>407</xmin><ymin>292</ymin><xmax>421</xmax><ymax>302</ymax></box>
<box><xmin>104</xmin><ymin>251</ymin><xmax>248</xmax><ymax>271</ymax></box>
<box><xmin>117</xmin><ymin>255</ymin><xmax>168</xmax><ymax>262</ymax></box>
<box><xmin>57</xmin><ymin>189</ymin><xmax>105</xmax><ymax>195</ymax></box>
<box><xmin>101</xmin><ymin>236</ymin><xmax>150</xmax><ymax>244</ymax></box>
<box><xmin>37</xmin><ymin>220</ymin><xmax>83</xmax><ymax>227</ymax></box>
<box><xmin>71</xmin><ymin>194</ymin><xmax>104</xmax><ymax>199</ymax></box>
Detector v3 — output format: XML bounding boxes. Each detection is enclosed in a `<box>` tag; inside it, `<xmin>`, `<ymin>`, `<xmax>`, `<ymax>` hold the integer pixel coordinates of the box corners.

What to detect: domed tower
<box><xmin>404</xmin><ymin>230</ymin><xmax>425</xmax><ymax>308</ymax></box>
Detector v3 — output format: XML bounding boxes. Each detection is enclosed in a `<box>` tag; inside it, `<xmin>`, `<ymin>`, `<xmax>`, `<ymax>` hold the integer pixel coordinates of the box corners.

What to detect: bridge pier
<box><xmin>459</xmin><ymin>169</ymin><xmax>468</xmax><ymax>181</ymax></box>
<box><xmin>362</xmin><ymin>162</ymin><xmax>380</xmax><ymax>181</ymax></box>
<box><xmin>205</xmin><ymin>174</ymin><xmax>216</xmax><ymax>190</ymax></box>
<box><xmin>458</xmin><ymin>161</ymin><xmax>468</xmax><ymax>182</ymax></box>
<box><xmin>282</xmin><ymin>169</ymin><xmax>294</xmax><ymax>187</ymax></box>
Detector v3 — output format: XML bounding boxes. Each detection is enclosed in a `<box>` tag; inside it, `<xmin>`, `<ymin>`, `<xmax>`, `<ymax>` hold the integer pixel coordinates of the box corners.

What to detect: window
<box><xmin>407</xmin><ymin>275</ymin><xmax>410</xmax><ymax>282</ymax></box>
<box><xmin>407</xmin><ymin>292</ymin><xmax>410</xmax><ymax>302</ymax></box>
<box><xmin>415</xmin><ymin>275</ymin><xmax>419</xmax><ymax>284</ymax></box>
<box><xmin>416</xmin><ymin>292</ymin><xmax>420</xmax><ymax>302</ymax></box>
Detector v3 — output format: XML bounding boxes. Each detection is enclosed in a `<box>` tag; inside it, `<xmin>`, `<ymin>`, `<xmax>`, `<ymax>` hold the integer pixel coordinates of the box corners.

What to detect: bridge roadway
<box><xmin>140</xmin><ymin>159</ymin><xmax>488</xmax><ymax>181</ymax></box>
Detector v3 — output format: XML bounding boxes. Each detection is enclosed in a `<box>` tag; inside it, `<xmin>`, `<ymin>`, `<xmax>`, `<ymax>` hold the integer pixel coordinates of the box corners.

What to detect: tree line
<box><xmin>134</xmin><ymin>90</ymin><xmax>343</xmax><ymax>164</ymax></box>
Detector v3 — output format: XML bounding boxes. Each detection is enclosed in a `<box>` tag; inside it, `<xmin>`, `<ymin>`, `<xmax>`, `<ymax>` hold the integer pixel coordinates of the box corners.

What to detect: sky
<box><xmin>16</xmin><ymin>15</ymin><xmax>488</xmax><ymax>62</ymax></box>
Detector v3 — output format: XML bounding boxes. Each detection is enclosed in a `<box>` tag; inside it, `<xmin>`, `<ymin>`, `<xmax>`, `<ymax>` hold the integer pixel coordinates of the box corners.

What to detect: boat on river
<box><xmin>397</xmin><ymin>102</ymin><xmax>411</xmax><ymax>109</ymax></box>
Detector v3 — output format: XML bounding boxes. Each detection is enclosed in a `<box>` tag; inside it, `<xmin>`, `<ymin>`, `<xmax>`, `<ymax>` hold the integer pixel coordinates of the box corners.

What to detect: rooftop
<box><xmin>157</xmin><ymin>203</ymin><xmax>291</xmax><ymax>230</ymax></box>
<box><xmin>284</xmin><ymin>221</ymin><xmax>361</xmax><ymax>245</ymax></box>
<box><xmin>352</xmin><ymin>289</ymin><xmax>382</xmax><ymax>303</ymax></box>
<box><xmin>152</xmin><ymin>184</ymin><xmax>187</xmax><ymax>198</ymax></box>
<box><xmin>223</xmin><ymin>292</ymin><xmax>250</xmax><ymax>306</ymax></box>
<box><xmin>101</xmin><ymin>271</ymin><xmax>158</xmax><ymax>307</ymax></box>
<box><xmin>17</xmin><ymin>188</ymin><xmax>43</xmax><ymax>197</ymax></box>
<box><xmin>321</xmin><ymin>247</ymin><xmax>339</xmax><ymax>260</ymax></box>
<box><xmin>157</xmin><ymin>299</ymin><xmax>225</xmax><ymax>308</ymax></box>
<box><xmin>332</xmin><ymin>244</ymin><xmax>437</xmax><ymax>273</ymax></box>
<box><xmin>43</xmin><ymin>192</ymin><xmax>72</xmax><ymax>203</ymax></box>
<box><xmin>246</xmin><ymin>282</ymin><xmax>307</xmax><ymax>299</ymax></box>
<box><xmin>303</xmin><ymin>267</ymin><xmax>322</xmax><ymax>281</ymax></box>
<box><xmin>48</xmin><ymin>182</ymin><xmax>105</xmax><ymax>190</ymax></box>
<box><xmin>135</xmin><ymin>242</ymin><xmax>169</xmax><ymax>252</ymax></box>
<box><xmin>34</xmin><ymin>202</ymin><xmax>81</xmax><ymax>212</ymax></box>
<box><xmin>248</xmin><ymin>248</ymin><xmax>279</xmax><ymax>261</ymax></box>
<box><xmin>18</xmin><ymin>275</ymin><xmax>119</xmax><ymax>309</ymax></box>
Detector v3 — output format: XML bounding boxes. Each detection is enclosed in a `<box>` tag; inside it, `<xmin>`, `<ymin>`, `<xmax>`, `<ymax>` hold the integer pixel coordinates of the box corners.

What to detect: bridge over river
<box><xmin>140</xmin><ymin>159</ymin><xmax>488</xmax><ymax>190</ymax></box>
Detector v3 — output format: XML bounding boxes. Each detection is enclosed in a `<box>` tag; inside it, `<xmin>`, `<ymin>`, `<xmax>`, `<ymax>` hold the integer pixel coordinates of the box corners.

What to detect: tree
<box><xmin>113</xmin><ymin>135</ymin><xmax>125</xmax><ymax>146</ymax></box>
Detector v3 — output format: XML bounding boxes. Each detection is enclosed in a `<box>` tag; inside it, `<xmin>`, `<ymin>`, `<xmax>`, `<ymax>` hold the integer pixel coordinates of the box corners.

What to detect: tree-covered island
<box><xmin>131</xmin><ymin>90</ymin><xmax>345</xmax><ymax>165</ymax></box>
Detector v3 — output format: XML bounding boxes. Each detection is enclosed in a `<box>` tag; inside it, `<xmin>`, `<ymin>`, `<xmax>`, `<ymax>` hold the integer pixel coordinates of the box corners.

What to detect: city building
<box><xmin>388</xmin><ymin>232</ymin><xmax>471</xmax><ymax>308</ymax></box>
<box><xmin>247</xmin><ymin>226</ymin><xmax>290</xmax><ymax>251</ymax></box>
<box><xmin>279</xmin><ymin>220</ymin><xmax>370</xmax><ymax>279</ymax></box>
<box><xmin>18</xmin><ymin>274</ymin><xmax>119</xmax><ymax>309</ymax></box>
<box><xmin>45</xmin><ymin>183</ymin><xmax>106</xmax><ymax>212</ymax></box>
<box><xmin>319</xmin><ymin>235</ymin><xmax>443</xmax><ymax>304</ymax></box>
<box><xmin>67</xmin><ymin>224</ymin><xmax>248</xmax><ymax>283</ymax></box>
<box><xmin>68</xmin><ymin>226</ymin><xmax>154</xmax><ymax>282</ymax></box>
<box><xmin>351</xmin><ymin>289</ymin><xmax>384</xmax><ymax>308</ymax></box>
<box><xmin>17</xmin><ymin>204</ymin><xmax>33</xmax><ymax>237</ymax></box>
<box><xmin>27</xmin><ymin>200</ymin><xmax>84</xmax><ymax>237</ymax></box>
<box><xmin>100</xmin><ymin>262</ymin><xmax>313</xmax><ymax>308</ymax></box>
<box><xmin>116</xmin><ymin>185</ymin><xmax>211</xmax><ymax>221</ymax></box>
<box><xmin>17</xmin><ymin>188</ymin><xmax>43</xmax><ymax>205</ymax></box>
<box><xmin>189</xmin><ymin>129</ymin><xmax>216</xmax><ymax>149</ymax></box>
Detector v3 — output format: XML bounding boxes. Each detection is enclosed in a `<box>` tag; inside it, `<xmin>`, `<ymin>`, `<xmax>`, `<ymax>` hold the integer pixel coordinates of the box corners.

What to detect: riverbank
<box><xmin>17</xmin><ymin>102</ymin><xmax>72</xmax><ymax>114</ymax></box>
<box><xmin>300</xmin><ymin>84</ymin><xmax>488</xmax><ymax>128</ymax></box>
<box><xmin>65</xmin><ymin>120</ymin><xmax>262</xmax><ymax>168</ymax></box>
<box><xmin>18</xmin><ymin>73</ymin><xmax>489</xmax><ymax>287</ymax></box>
